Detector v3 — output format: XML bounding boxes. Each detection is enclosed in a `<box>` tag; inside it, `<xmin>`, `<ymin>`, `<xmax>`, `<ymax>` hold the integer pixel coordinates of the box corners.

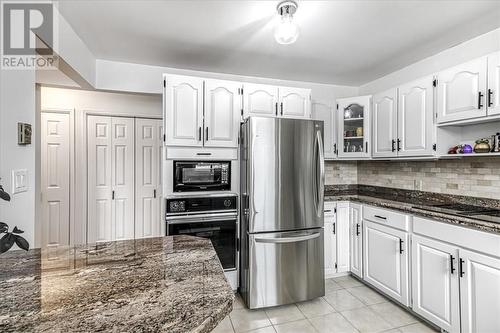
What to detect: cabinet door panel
<box><xmin>398</xmin><ymin>77</ymin><xmax>434</xmax><ymax>156</ymax></box>
<box><xmin>460</xmin><ymin>249</ymin><xmax>500</xmax><ymax>333</ymax></box>
<box><xmin>487</xmin><ymin>52</ymin><xmax>500</xmax><ymax>116</ymax></box>
<box><xmin>338</xmin><ymin>96</ymin><xmax>371</xmax><ymax>158</ymax></box>
<box><xmin>412</xmin><ymin>235</ymin><xmax>460</xmax><ymax>333</ymax></box>
<box><xmin>243</xmin><ymin>83</ymin><xmax>278</xmax><ymax>117</ymax></box>
<box><xmin>324</xmin><ymin>218</ymin><xmax>336</xmax><ymax>277</ymax></box>
<box><xmin>279</xmin><ymin>87</ymin><xmax>311</xmax><ymax>119</ymax></box>
<box><xmin>336</xmin><ymin>202</ymin><xmax>350</xmax><ymax>273</ymax></box>
<box><xmin>437</xmin><ymin>57</ymin><xmax>487</xmax><ymax>123</ymax></box>
<box><xmin>165</xmin><ymin>75</ymin><xmax>203</xmax><ymax>146</ymax></box>
<box><xmin>204</xmin><ymin>79</ymin><xmax>240</xmax><ymax>148</ymax></box>
<box><xmin>373</xmin><ymin>89</ymin><xmax>398</xmax><ymax>157</ymax></box>
<box><xmin>363</xmin><ymin>221</ymin><xmax>409</xmax><ymax>305</ymax></box>
<box><xmin>312</xmin><ymin>101</ymin><xmax>336</xmax><ymax>159</ymax></box>
<box><xmin>350</xmin><ymin>203</ymin><xmax>363</xmax><ymax>278</ymax></box>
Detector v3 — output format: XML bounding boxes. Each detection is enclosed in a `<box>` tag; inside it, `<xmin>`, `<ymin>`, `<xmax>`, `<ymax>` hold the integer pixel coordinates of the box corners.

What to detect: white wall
<box><xmin>0</xmin><ymin>69</ymin><xmax>36</xmax><ymax>247</ymax></box>
<box><xmin>40</xmin><ymin>87</ymin><xmax>161</xmax><ymax>245</ymax></box>
<box><xmin>359</xmin><ymin>28</ymin><xmax>500</xmax><ymax>94</ymax></box>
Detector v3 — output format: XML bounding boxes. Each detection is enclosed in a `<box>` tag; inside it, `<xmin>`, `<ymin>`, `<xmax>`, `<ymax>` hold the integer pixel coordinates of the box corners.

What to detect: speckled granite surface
<box><xmin>0</xmin><ymin>235</ymin><xmax>234</xmax><ymax>333</ymax></box>
<box><xmin>326</xmin><ymin>185</ymin><xmax>500</xmax><ymax>234</ymax></box>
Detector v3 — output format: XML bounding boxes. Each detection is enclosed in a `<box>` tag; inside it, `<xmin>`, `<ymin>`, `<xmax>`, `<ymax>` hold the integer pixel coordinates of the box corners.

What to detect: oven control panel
<box><xmin>166</xmin><ymin>195</ymin><xmax>237</xmax><ymax>214</ymax></box>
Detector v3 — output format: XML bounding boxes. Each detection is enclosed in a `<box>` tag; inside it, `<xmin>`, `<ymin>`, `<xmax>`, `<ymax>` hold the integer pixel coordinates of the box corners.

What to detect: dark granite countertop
<box><xmin>0</xmin><ymin>235</ymin><xmax>234</xmax><ymax>333</ymax></box>
<box><xmin>325</xmin><ymin>185</ymin><xmax>500</xmax><ymax>234</ymax></box>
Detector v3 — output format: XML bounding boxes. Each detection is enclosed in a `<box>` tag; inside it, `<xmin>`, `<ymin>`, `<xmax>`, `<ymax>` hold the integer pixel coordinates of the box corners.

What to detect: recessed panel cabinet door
<box><xmin>165</xmin><ymin>75</ymin><xmax>204</xmax><ymax>146</ymax></box>
<box><xmin>372</xmin><ymin>89</ymin><xmax>398</xmax><ymax>158</ymax></box>
<box><xmin>436</xmin><ymin>57</ymin><xmax>487</xmax><ymax>123</ymax></box>
<box><xmin>411</xmin><ymin>235</ymin><xmax>460</xmax><ymax>333</ymax></box>
<box><xmin>459</xmin><ymin>248</ymin><xmax>500</xmax><ymax>333</ymax></box>
<box><xmin>324</xmin><ymin>217</ymin><xmax>336</xmax><ymax>277</ymax></box>
<box><xmin>336</xmin><ymin>202</ymin><xmax>350</xmax><ymax>273</ymax></box>
<box><xmin>312</xmin><ymin>101</ymin><xmax>336</xmax><ymax>159</ymax></box>
<box><xmin>363</xmin><ymin>221</ymin><xmax>409</xmax><ymax>306</ymax></box>
<box><xmin>111</xmin><ymin>117</ymin><xmax>135</xmax><ymax>241</ymax></box>
<box><xmin>398</xmin><ymin>77</ymin><xmax>434</xmax><ymax>156</ymax></box>
<box><xmin>87</xmin><ymin>116</ymin><xmax>112</xmax><ymax>243</ymax></box>
<box><xmin>487</xmin><ymin>52</ymin><xmax>500</xmax><ymax>116</ymax></box>
<box><xmin>243</xmin><ymin>83</ymin><xmax>279</xmax><ymax>118</ymax></box>
<box><xmin>279</xmin><ymin>87</ymin><xmax>311</xmax><ymax>119</ymax></box>
<box><xmin>135</xmin><ymin>118</ymin><xmax>162</xmax><ymax>239</ymax></box>
<box><xmin>350</xmin><ymin>203</ymin><xmax>363</xmax><ymax>278</ymax></box>
<box><xmin>204</xmin><ymin>79</ymin><xmax>241</xmax><ymax>148</ymax></box>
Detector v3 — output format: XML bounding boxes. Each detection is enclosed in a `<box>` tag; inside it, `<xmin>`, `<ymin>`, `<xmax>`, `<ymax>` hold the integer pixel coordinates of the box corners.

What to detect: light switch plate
<box><xmin>12</xmin><ymin>169</ymin><xmax>28</xmax><ymax>194</ymax></box>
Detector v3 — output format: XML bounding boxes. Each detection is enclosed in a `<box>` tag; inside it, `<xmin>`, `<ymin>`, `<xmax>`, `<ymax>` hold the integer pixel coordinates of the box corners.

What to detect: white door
<box><xmin>243</xmin><ymin>83</ymin><xmax>279</xmax><ymax>118</ymax></box>
<box><xmin>336</xmin><ymin>202</ymin><xmax>350</xmax><ymax>273</ymax></box>
<box><xmin>312</xmin><ymin>101</ymin><xmax>336</xmax><ymax>159</ymax></box>
<box><xmin>279</xmin><ymin>87</ymin><xmax>311</xmax><ymax>119</ymax></box>
<box><xmin>111</xmin><ymin>117</ymin><xmax>135</xmax><ymax>241</ymax></box>
<box><xmin>411</xmin><ymin>235</ymin><xmax>460</xmax><ymax>333</ymax></box>
<box><xmin>398</xmin><ymin>76</ymin><xmax>435</xmax><ymax>156</ymax></box>
<box><xmin>135</xmin><ymin>118</ymin><xmax>162</xmax><ymax>239</ymax></box>
<box><xmin>165</xmin><ymin>75</ymin><xmax>204</xmax><ymax>146</ymax></box>
<box><xmin>204</xmin><ymin>79</ymin><xmax>241</xmax><ymax>148</ymax></box>
<box><xmin>436</xmin><ymin>57</ymin><xmax>487</xmax><ymax>123</ymax></box>
<box><xmin>87</xmin><ymin>116</ymin><xmax>113</xmax><ymax>243</ymax></box>
<box><xmin>460</xmin><ymin>248</ymin><xmax>500</xmax><ymax>333</ymax></box>
<box><xmin>363</xmin><ymin>221</ymin><xmax>409</xmax><ymax>305</ymax></box>
<box><xmin>487</xmin><ymin>52</ymin><xmax>500</xmax><ymax>116</ymax></box>
<box><xmin>372</xmin><ymin>89</ymin><xmax>398</xmax><ymax>158</ymax></box>
<box><xmin>41</xmin><ymin>112</ymin><xmax>70</xmax><ymax>257</ymax></box>
<box><xmin>324</xmin><ymin>211</ymin><xmax>337</xmax><ymax>277</ymax></box>
<box><xmin>350</xmin><ymin>203</ymin><xmax>363</xmax><ymax>278</ymax></box>
<box><xmin>337</xmin><ymin>96</ymin><xmax>371</xmax><ymax>158</ymax></box>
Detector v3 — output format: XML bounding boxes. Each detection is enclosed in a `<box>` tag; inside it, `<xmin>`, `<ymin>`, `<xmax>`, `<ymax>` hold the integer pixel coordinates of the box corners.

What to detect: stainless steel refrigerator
<box><xmin>239</xmin><ymin>116</ymin><xmax>325</xmax><ymax>309</ymax></box>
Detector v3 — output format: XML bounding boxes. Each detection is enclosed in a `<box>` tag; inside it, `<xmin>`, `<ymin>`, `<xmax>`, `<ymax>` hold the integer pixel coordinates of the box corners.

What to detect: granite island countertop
<box><xmin>0</xmin><ymin>235</ymin><xmax>234</xmax><ymax>333</ymax></box>
<box><xmin>325</xmin><ymin>185</ymin><xmax>500</xmax><ymax>234</ymax></box>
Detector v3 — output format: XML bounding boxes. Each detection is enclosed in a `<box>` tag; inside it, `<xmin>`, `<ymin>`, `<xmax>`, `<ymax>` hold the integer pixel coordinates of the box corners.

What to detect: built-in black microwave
<box><xmin>173</xmin><ymin>161</ymin><xmax>231</xmax><ymax>192</ymax></box>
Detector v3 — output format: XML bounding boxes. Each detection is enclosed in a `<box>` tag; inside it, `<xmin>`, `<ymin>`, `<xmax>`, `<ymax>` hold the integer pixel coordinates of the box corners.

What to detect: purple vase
<box><xmin>462</xmin><ymin>144</ymin><xmax>473</xmax><ymax>154</ymax></box>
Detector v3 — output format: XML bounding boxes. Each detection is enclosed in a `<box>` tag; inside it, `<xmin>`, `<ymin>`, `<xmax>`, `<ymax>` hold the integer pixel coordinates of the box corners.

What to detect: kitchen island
<box><xmin>0</xmin><ymin>235</ymin><xmax>234</xmax><ymax>333</ymax></box>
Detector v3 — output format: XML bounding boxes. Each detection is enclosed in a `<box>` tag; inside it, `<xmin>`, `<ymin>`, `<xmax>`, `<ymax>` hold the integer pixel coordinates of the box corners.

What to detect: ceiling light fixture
<box><xmin>274</xmin><ymin>0</ymin><xmax>299</xmax><ymax>45</ymax></box>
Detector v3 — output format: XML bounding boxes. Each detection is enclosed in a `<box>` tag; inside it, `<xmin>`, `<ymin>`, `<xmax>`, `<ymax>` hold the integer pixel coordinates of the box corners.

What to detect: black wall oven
<box><xmin>166</xmin><ymin>195</ymin><xmax>237</xmax><ymax>270</ymax></box>
<box><xmin>173</xmin><ymin>161</ymin><xmax>231</xmax><ymax>192</ymax></box>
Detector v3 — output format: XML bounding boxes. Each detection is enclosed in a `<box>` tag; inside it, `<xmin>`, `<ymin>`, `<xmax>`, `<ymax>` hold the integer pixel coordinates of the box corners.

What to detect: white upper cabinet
<box><xmin>279</xmin><ymin>87</ymin><xmax>311</xmax><ymax>119</ymax></box>
<box><xmin>337</xmin><ymin>96</ymin><xmax>371</xmax><ymax>158</ymax></box>
<box><xmin>372</xmin><ymin>89</ymin><xmax>398</xmax><ymax>158</ymax></box>
<box><xmin>398</xmin><ymin>76</ymin><xmax>434</xmax><ymax>156</ymax></box>
<box><xmin>312</xmin><ymin>101</ymin><xmax>336</xmax><ymax>159</ymax></box>
<box><xmin>204</xmin><ymin>79</ymin><xmax>241</xmax><ymax>148</ymax></box>
<box><xmin>459</xmin><ymin>248</ymin><xmax>500</xmax><ymax>333</ymax></box>
<box><xmin>165</xmin><ymin>75</ymin><xmax>204</xmax><ymax>147</ymax></box>
<box><xmin>487</xmin><ymin>52</ymin><xmax>500</xmax><ymax>116</ymax></box>
<box><xmin>243</xmin><ymin>83</ymin><xmax>279</xmax><ymax>118</ymax></box>
<box><xmin>436</xmin><ymin>57</ymin><xmax>487</xmax><ymax>123</ymax></box>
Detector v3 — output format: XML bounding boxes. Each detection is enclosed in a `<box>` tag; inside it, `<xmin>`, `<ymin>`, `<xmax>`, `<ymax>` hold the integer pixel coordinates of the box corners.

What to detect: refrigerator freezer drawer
<box><xmin>246</xmin><ymin>228</ymin><xmax>325</xmax><ymax>309</ymax></box>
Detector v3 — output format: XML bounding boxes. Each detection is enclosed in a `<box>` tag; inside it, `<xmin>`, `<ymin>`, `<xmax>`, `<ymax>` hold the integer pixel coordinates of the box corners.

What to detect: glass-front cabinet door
<box><xmin>337</xmin><ymin>96</ymin><xmax>371</xmax><ymax>158</ymax></box>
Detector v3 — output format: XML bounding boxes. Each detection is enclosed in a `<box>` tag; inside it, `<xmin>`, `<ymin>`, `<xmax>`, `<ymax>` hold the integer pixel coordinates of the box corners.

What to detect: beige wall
<box><xmin>326</xmin><ymin>158</ymin><xmax>500</xmax><ymax>200</ymax></box>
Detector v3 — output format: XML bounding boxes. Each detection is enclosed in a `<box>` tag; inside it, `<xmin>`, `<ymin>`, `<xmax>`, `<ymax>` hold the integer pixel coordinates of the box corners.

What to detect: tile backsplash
<box><xmin>326</xmin><ymin>157</ymin><xmax>500</xmax><ymax>200</ymax></box>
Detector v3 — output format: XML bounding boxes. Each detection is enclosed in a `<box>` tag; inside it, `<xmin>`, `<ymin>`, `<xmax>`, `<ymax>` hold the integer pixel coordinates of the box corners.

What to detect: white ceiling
<box><xmin>58</xmin><ymin>0</ymin><xmax>500</xmax><ymax>86</ymax></box>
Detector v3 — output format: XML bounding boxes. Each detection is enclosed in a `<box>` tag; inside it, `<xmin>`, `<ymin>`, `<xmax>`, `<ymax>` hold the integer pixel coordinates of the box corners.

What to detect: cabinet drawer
<box><xmin>324</xmin><ymin>201</ymin><xmax>336</xmax><ymax>215</ymax></box>
<box><xmin>166</xmin><ymin>146</ymin><xmax>238</xmax><ymax>160</ymax></box>
<box><xmin>363</xmin><ymin>205</ymin><xmax>410</xmax><ymax>231</ymax></box>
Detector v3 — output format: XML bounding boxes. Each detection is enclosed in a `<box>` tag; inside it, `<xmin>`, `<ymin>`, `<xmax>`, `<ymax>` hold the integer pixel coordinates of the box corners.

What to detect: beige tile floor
<box><xmin>213</xmin><ymin>275</ymin><xmax>439</xmax><ymax>333</ymax></box>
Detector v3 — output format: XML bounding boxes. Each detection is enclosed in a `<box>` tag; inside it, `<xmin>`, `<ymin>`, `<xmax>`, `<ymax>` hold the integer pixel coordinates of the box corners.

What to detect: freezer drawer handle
<box><xmin>254</xmin><ymin>232</ymin><xmax>321</xmax><ymax>244</ymax></box>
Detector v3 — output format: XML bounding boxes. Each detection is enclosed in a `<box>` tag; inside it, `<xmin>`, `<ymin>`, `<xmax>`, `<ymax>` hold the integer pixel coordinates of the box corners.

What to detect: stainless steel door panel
<box><xmin>248</xmin><ymin>117</ymin><xmax>324</xmax><ymax>233</ymax></box>
<box><xmin>247</xmin><ymin>228</ymin><xmax>325</xmax><ymax>309</ymax></box>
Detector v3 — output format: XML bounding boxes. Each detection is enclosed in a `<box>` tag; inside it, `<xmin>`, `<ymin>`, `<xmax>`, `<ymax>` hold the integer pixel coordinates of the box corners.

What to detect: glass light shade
<box><xmin>274</xmin><ymin>14</ymin><xmax>299</xmax><ymax>45</ymax></box>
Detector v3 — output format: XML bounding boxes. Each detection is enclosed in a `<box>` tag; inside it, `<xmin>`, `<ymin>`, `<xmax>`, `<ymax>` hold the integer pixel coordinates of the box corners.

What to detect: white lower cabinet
<box><xmin>363</xmin><ymin>220</ymin><xmax>409</xmax><ymax>306</ymax></box>
<box><xmin>349</xmin><ymin>203</ymin><xmax>363</xmax><ymax>278</ymax></box>
<box><xmin>324</xmin><ymin>202</ymin><xmax>337</xmax><ymax>277</ymax></box>
<box><xmin>324</xmin><ymin>201</ymin><xmax>350</xmax><ymax>277</ymax></box>
<box><xmin>460</xmin><ymin>248</ymin><xmax>500</xmax><ymax>333</ymax></box>
<box><xmin>411</xmin><ymin>235</ymin><xmax>460</xmax><ymax>333</ymax></box>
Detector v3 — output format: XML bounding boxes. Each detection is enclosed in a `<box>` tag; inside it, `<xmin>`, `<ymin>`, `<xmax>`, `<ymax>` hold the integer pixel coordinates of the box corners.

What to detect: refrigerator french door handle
<box><xmin>254</xmin><ymin>232</ymin><xmax>321</xmax><ymax>244</ymax></box>
<box><xmin>316</xmin><ymin>130</ymin><xmax>325</xmax><ymax>216</ymax></box>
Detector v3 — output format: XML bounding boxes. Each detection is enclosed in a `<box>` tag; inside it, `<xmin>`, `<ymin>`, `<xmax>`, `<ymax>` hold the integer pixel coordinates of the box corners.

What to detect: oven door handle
<box><xmin>167</xmin><ymin>213</ymin><xmax>238</xmax><ymax>224</ymax></box>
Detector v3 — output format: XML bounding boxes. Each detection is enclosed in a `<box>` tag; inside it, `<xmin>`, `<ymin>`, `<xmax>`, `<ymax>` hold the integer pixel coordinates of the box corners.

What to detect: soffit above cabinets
<box><xmin>58</xmin><ymin>1</ymin><xmax>500</xmax><ymax>86</ymax></box>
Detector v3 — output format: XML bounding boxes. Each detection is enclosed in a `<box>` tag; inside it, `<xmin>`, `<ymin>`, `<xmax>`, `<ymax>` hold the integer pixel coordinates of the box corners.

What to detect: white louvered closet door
<box><xmin>88</xmin><ymin>116</ymin><xmax>135</xmax><ymax>243</ymax></box>
<box><xmin>135</xmin><ymin>118</ymin><xmax>162</xmax><ymax>238</ymax></box>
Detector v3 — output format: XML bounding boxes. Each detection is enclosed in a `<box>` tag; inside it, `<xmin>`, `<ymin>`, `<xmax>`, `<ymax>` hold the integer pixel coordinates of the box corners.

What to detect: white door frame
<box><xmin>40</xmin><ymin>108</ymin><xmax>75</xmax><ymax>246</ymax></box>
<box><xmin>79</xmin><ymin>109</ymin><xmax>161</xmax><ymax>244</ymax></box>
